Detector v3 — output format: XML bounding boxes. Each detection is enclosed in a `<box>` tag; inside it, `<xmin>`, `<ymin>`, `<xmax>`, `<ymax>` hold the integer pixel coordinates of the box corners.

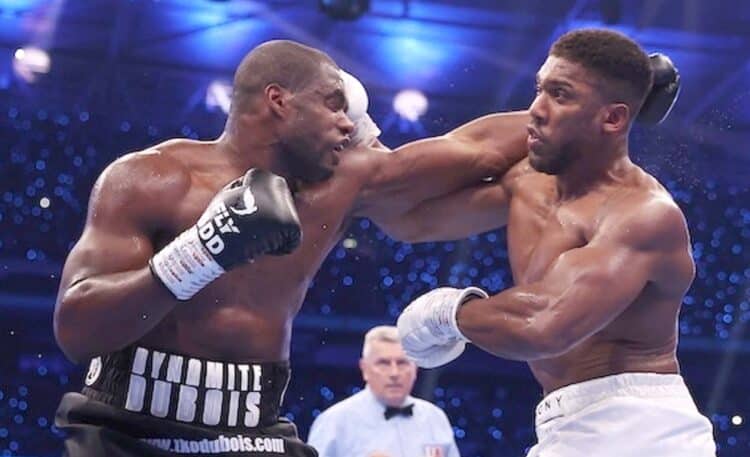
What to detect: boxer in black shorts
<box><xmin>57</xmin><ymin>347</ymin><xmax>307</xmax><ymax>456</ymax></box>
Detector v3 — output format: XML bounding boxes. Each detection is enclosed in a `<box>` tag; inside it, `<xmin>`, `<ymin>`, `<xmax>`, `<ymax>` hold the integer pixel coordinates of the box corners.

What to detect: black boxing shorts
<box><xmin>54</xmin><ymin>346</ymin><xmax>317</xmax><ymax>456</ymax></box>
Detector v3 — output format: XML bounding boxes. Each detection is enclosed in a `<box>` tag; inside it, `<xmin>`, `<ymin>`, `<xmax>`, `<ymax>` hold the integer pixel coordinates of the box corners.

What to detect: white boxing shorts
<box><xmin>527</xmin><ymin>372</ymin><xmax>717</xmax><ymax>457</ymax></box>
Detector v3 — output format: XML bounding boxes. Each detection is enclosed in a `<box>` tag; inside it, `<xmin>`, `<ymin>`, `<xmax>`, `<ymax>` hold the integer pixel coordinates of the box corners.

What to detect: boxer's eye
<box><xmin>325</xmin><ymin>90</ymin><xmax>347</xmax><ymax>112</ymax></box>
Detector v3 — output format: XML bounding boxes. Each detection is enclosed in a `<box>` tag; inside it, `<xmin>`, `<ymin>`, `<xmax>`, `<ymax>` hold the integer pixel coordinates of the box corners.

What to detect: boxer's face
<box><xmin>527</xmin><ymin>55</ymin><xmax>606</xmax><ymax>175</ymax></box>
<box><xmin>360</xmin><ymin>340</ymin><xmax>417</xmax><ymax>407</ymax></box>
<box><xmin>280</xmin><ymin>63</ymin><xmax>353</xmax><ymax>183</ymax></box>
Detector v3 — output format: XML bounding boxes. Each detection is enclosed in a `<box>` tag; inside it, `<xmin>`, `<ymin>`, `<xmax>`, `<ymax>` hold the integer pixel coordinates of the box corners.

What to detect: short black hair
<box><xmin>550</xmin><ymin>29</ymin><xmax>653</xmax><ymax>115</ymax></box>
<box><xmin>230</xmin><ymin>40</ymin><xmax>337</xmax><ymax>114</ymax></box>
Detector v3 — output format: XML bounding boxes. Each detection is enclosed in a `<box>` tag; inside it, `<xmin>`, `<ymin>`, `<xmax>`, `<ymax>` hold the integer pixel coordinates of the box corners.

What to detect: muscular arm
<box><xmin>54</xmin><ymin>153</ymin><xmax>185</xmax><ymax>363</ymax></box>
<box><xmin>456</xmin><ymin>197</ymin><xmax>694</xmax><ymax>361</ymax></box>
<box><xmin>356</xmin><ymin>111</ymin><xmax>529</xmax><ymax>238</ymax></box>
<box><xmin>377</xmin><ymin>180</ymin><xmax>509</xmax><ymax>242</ymax></box>
<box><xmin>374</xmin><ymin>159</ymin><xmax>528</xmax><ymax>242</ymax></box>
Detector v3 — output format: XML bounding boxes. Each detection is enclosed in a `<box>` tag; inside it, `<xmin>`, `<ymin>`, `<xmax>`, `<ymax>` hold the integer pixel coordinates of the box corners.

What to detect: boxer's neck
<box><xmin>555</xmin><ymin>137</ymin><xmax>631</xmax><ymax>201</ymax></box>
<box><xmin>216</xmin><ymin>121</ymin><xmax>290</xmax><ymax>179</ymax></box>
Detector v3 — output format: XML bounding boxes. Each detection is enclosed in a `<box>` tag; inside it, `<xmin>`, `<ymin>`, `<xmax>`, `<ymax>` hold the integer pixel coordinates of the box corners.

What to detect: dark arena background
<box><xmin>1</xmin><ymin>1</ymin><xmax>750</xmax><ymax>456</ymax></box>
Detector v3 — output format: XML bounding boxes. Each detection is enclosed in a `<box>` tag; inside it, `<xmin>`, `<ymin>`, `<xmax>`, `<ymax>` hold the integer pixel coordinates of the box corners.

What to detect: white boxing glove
<box><xmin>396</xmin><ymin>287</ymin><xmax>488</xmax><ymax>369</ymax></box>
<box><xmin>339</xmin><ymin>69</ymin><xmax>382</xmax><ymax>147</ymax></box>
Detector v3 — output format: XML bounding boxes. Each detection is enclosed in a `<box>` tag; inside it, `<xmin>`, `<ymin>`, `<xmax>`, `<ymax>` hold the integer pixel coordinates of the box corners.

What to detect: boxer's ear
<box><xmin>265</xmin><ymin>83</ymin><xmax>290</xmax><ymax>118</ymax></box>
<box><xmin>601</xmin><ymin>103</ymin><xmax>629</xmax><ymax>135</ymax></box>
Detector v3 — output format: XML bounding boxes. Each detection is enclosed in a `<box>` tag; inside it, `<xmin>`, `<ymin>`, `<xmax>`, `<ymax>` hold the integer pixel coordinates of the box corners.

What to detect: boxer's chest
<box><xmin>506</xmin><ymin>176</ymin><xmax>601</xmax><ymax>285</ymax></box>
<box><xmin>164</xmin><ymin>173</ymin><xmax>361</xmax><ymax>301</ymax></box>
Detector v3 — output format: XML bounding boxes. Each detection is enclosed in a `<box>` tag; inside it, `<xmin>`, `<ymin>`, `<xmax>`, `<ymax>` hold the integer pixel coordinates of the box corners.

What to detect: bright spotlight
<box><xmin>206</xmin><ymin>80</ymin><xmax>232</xmax><ymax>114</ymax></box>
<box><xmin>732</xmin><ymin>415</ymin><xmax>743</xmax><ymax>426</ymax></box>
<box><xmin>393</xmin><ymin>89</ymin><xmax>428</xmax><ymax>122</ymax></box>
<box><xmin>13</xmin><ymin>46</ymin><xmax>50</xmax><ymax>83</ymax></box>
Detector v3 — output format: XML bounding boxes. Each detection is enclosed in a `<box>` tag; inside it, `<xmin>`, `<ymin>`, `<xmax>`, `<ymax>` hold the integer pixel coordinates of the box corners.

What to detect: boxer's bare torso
<box><xmin>390</xmin><ymin>153</ymin><xmax>692</xmax><ymax>393</ymax></box>
<box><xmin>500</xmin><ymin>158</ymin><xmax>692</xmax><ymax>393</ymax></box>
<box><xmin>126</xmin><ymin>139</ymin><xmax>365</xmax><ymax>361</ymax></box>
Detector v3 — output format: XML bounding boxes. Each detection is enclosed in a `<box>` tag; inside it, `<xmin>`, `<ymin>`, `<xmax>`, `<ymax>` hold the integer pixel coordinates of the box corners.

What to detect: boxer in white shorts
<box><xmin>395</xmin><ymin>28</ymin><xmax>717</xmax><ymax>456</ymax></box>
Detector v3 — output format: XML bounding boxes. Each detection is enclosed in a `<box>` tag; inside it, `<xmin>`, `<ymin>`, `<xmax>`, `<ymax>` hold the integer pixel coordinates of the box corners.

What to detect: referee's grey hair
<box><xmin>362</xmin><ymin>325</ymin><xmax>400</xmax><ymax>358</ymax></box>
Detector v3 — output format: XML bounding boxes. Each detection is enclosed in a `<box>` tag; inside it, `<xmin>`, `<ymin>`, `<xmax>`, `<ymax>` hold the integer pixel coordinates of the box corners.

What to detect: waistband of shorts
<box><xmin>81</xmin><ymin>345</ymin><xmax>291</xmax><ymax>430</ymax></box>
<box><xmin>535</xmin><ymin>372</ymin><xmax>690</xmax><ymax>427</ymax></box>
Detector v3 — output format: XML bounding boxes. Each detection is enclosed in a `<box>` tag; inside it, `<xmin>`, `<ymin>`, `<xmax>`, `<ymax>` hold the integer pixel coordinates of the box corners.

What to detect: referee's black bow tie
<box><xmin>384</xmin><ymin>404</ymin><xmax>414</xmax><ymax>420</ymax></box>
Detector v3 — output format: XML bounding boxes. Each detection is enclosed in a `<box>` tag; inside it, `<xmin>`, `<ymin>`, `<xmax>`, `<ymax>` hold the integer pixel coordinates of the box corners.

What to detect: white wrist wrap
<box><xmin>435</xmin><ymin>286</ymin><xmax>489</xmax><ymax>341</ymax></box>
<box><xmin>150</xmin><ymin>226</ymin><xmax>226</xmax><ymax>300</ymax></box>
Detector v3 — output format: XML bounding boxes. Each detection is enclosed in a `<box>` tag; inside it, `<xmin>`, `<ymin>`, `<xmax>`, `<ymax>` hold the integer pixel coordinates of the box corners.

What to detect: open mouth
<box><xmin>332</xmin><ymin>137</ymin><xmax>350</xmax><ymax>153</ymax></box>
<box><xmin>527</xmin><ymin>125</ymin><xmax>544</xmax><ymax>152</ymax></box>
<box><xmin>527</xmin><ymin>125</ymin><xmax>542</xmax><ymax>141</ymax></box>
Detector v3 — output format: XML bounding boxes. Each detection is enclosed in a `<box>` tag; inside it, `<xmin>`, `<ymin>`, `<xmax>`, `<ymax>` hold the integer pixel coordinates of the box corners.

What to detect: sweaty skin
<box><xmin>393</xmin><ymin>56</ymin><xmax>693</xmax><ymax>394</ymax></box>
<box><xmin>472</xmin><ymin>158</ymin><xmax>691</xmax><ymax>394</ymax></box>
<box><xmin>53</xmin><ymin>101</ymin><xmax>529</xmax><ymax>363</ymax></box>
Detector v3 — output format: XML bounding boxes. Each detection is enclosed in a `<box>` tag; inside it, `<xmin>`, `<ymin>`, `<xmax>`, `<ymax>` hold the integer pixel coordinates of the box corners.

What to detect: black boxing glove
<box><xmin>637</xmin><ymin>52</ymin><xmax>681</xmax><ymax>126</ymax></box>
<box><xmin>150</xmin><ymin>169</ymin><xmax>301</xmax><ymax>300</ymax></box>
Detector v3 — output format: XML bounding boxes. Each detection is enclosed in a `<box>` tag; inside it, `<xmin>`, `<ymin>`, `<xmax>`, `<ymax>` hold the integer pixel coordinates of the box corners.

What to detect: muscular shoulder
<box><xmin>336</xmin><ymin>144</ymin><xmax>394</xmax><ymax>198</ymax></box>
<box><xmin>88</xmin><ymin>147</ymin><xmax>191</xmax><ymax>227</ymax></box>
<box><xmin>600</xmin><ymin>188</ymin><xmax>689</xmax><ymax>252</ymax></box>
<box><xmin>602</xmin><ymin>187</ymin><xmax>694</xmax><ymax>292</ymax></box>
<box><xmin>340</xmin><ymin>143</ymin><xmax>388</xmax><ymax>171</ymax></box>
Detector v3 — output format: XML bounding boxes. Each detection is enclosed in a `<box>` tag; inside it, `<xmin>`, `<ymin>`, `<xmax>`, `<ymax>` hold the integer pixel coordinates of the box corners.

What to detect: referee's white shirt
<box><xmin>308</xmin><ymin>386</ymin><xmax>460</xmax><ymax>457</ymax></box>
